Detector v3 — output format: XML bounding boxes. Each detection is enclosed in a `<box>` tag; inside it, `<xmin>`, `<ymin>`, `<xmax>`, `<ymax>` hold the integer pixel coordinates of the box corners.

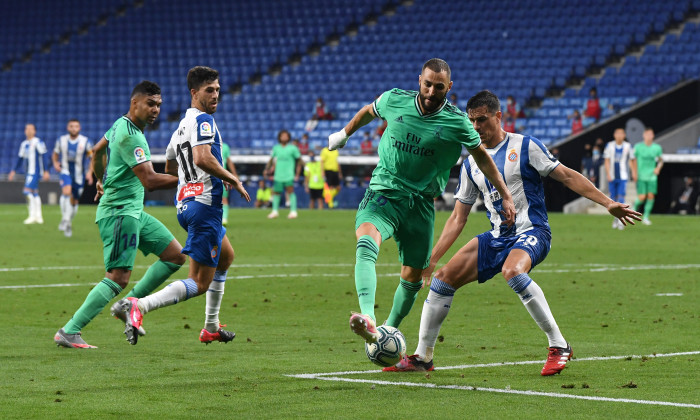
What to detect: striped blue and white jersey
<box><xmin>53</xmin><ymin>134</ymin><xmax>92</xmax><ymax>181</ymax></box>
<box><xmin>165</xmin><ymin>108</ymin><xmax>224</xmax><ymax>208</ymax></box>
<box><xmin>17</xmin><ymin>137</ymin><xmax>48</xmax><ymax>176</ymax></box>
<box><xmin>603</xmin><ymin>140</ymin><xmax>634</xmax><ymax>181</ymax></box>
<box><xmin>455</xmin><ymin>133</ymin><xmax>559</xmax><ymax>238</ymax></box>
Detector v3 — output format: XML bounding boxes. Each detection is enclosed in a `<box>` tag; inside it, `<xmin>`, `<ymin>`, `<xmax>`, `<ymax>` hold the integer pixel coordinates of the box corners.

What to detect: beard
<box><xmin>419</xmin><ymin>92</ymin><xmax>444</xmax><ymax>113</ymax></box>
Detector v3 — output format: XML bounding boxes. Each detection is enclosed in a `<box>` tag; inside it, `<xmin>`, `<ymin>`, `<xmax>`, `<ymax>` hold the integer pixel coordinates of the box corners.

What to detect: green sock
<box><xmin>355</xmin><ymin>235</ymin><xmax>379</xmax><ymax>321</ymax></box>
<box><xmin>63</xmin><ymin>278</ymin><xmax>122</xmax><ymax>334</ymax></box>
<box><xmin>386</xmin><ymin>278</ymin><xmax>424</xmax><ymax>328</ymax></box>
<box><xmin>222</xmin><ymin>202</ymin><xmax>229</xmax><ymax>221</ymax></box>
<box><xmin>126</xmin><ymin>260</ymin><xmax>181</xmax><ymax>298</ymax></box>
<box><xmin>633</xmin><ymin>198</ymin><xmax>642</xmax><ymax>212</ymax></box>
<box><xmin>290</xmin><ymin>193</ymin><xmax>297</xmax><ymax>212</ymax></box>
<box><xmin>644</xmin><ymin>199</ymin><xmax>654</xmax><ymax>220</ymax></box>
<box><xmin>273</xmin><ymin>194</ymin><xmax>281</xmax><ymax>211</ymax></box>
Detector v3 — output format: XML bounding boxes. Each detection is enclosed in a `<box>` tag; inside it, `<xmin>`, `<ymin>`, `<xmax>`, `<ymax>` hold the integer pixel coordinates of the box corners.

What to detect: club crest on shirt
<box><xmin>508</xmin><ymin>149</ymin><xmax>518</xmax><ymax>162</ymax></box>
<box><xmin>133</xmin><ymin>147</ymin><xmax>147</xmax><ymax>163</ymax></box>
<box><xmin>200</xmin><ymin>121</ymin><xmax>212</xmax><ymax>137</ymax></box>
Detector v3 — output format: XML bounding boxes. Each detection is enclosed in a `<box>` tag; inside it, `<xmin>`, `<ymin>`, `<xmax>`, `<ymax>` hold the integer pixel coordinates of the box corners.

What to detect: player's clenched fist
<box><xmin>328</xmin><ymin>129</ymin><xmax>349</xmax><ymax>151</ymax></box>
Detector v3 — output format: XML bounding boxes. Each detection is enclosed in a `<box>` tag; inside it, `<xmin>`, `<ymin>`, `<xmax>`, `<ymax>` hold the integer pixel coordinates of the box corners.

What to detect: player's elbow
<box><xmin>141</xmin><ymin>176</ymin><xmax>161</xmax><ymax>192</ymax></box>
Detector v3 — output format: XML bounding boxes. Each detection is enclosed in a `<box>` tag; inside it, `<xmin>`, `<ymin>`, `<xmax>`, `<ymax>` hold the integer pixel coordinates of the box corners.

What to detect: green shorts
<box><xmin>355</xmin><ymin>188</ymin><xmax>435</xmax><ymax>269</ymax></box>
<box><xmin>637</xmin><ymin>179</ymin><xmax>658</xmax><ymax>195</ymax></box>
<box><xmin>98</xmin><ymin>212</ymin><xmax>175</xmax><ymax>271</ymax></box>
<box><xmin>273</xmin><ymin>180</ymin><xmax>294</xmax><ymax>193</ymax></box>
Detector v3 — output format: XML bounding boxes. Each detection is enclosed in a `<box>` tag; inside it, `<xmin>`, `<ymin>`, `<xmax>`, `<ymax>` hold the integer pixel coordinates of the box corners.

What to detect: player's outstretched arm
<box><xmin>422</xmin><ymin>200</ymin><xmax>472</xmax><ymax>285</ymax></box>
<box><xmin>192</xmin><ymin>144</ymin><xmax>250</xmax><ymax>202</ymax></box>
<box><xmin>132</xmin><ymin>161</ymin><xmax>178</xmax><ymax>192</ymax></box>
<box><xmin>549</xmin><ymin>163</ymin><xmax>642</xmax><ymax>225</ymax></box>
<box><xmin>328</xmin><ymin>104</ymin><xmax>376</xmax><ymax>150</ymax></box>
<box><xmin>469</xmin><ymin>145</ymin><xmax>516</xmax><ymax>225</ymax></box>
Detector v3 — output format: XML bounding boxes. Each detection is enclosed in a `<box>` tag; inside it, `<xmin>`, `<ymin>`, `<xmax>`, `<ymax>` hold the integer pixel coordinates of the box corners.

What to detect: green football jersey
<box><xmin>221</xmin><ymin>142</ymin><xmax>230</xmax><ymax>170</ymax></box>
<box><xmin>271</xmin><ymin>143</ymin><xmax>300</xmax><ymax>183</ymax></box>
<box><xmin>96</xmin><ymin>116</ymin><xmax>151</xmax><ymax>222</ymax></box>
<box><xmin>371</xmin><ymin>88</ymin><xmax>481</xmax><ymax>198</ymax></box>
<box><xmin>634</xmin><ymin>142</ymin><xmax>663</xmax><ymax>181</ymax></box>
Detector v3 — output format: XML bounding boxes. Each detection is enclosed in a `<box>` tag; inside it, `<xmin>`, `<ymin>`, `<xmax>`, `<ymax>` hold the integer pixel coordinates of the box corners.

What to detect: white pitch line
<box><xmin>286</xmin><ymin>351</ymin><xmax>700</xmax><ymax>409</ymax></box>
<box><xmin>2</xmin><ymin>263</ymin><xmax>699</xmax><ymax>289</ymax></box>
<box><xmin>300</xmin><ymin>376</ymin><xmax>700</xmax><ymax>409</ymax></box>
<box><xmin>2</xmin><ymin>262</ymin><xmax>700</xmax><ymax>274</ymax></box>
<box><xmin>0</xmin><ymin>272</ymin><xmax>400</xmax><ymax>290</ymax></box>
<box><xmin>298</xmin><ymin>351</ymin><xmax>700</xmax><ymax>377</ymax></box>
<box><xmin>0</xmin><ymin>262</ymin><xmax>396</xmax><ymax>273</ymax></box>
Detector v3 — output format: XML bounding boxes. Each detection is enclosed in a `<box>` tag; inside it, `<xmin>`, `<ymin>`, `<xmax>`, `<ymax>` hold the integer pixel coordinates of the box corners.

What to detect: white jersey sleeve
<box><xmin>18</xmin><ymin>140</ymin><xmax>28</xmax><ymax>158</ymax></box>
<box><xmin>165</xmin><ymin>136</ymin><xmax>177</xmax><ymax>161</ymax></box>
<box><xmin>603</xmin><ymin>142</ymin><xmax>613</xmax><ymax>160</ymax></box>
<box><xmin>454</xmin><ymin>161</ymin><xmax>479</xmax><ymax>205</ymax></box>
<box><xmin>528</xmin><ymin>137</ymin><xmax>559</xmax><ymax>176</ymax></box>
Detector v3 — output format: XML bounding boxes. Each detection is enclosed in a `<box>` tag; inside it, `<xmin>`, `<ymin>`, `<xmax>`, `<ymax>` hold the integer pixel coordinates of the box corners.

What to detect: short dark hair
<box><xmin>644</xmin><ymin>126</ymin><xmax>654</xmax><ymax>132</ymax></box>
<box><xmin>187</xmin><ymin>66</ymin><xmax>219</xmax><ymax>91</ymax></box>
<box><xmin>422</xmin><ymin>58</ymin><xmax>451</xmax><ymax>80</ymax></box>
<box><xmin>131</xmin><ymin>80</ymin><xmax>161</xmax><ymax>98</ymax></box>
<box><xmin>68</xmin><ymin>119</ymin><xmax>80</xmax><ymax>124</ymax></box>
<box><xmin>467</xmin><ymin>90</ymin><xmax>501</xmax><ymax>114</ymax></box>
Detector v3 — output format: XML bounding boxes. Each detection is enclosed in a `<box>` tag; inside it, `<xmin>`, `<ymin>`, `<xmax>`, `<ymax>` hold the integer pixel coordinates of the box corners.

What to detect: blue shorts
<box><xmin>60</xmin><ymin>173</ymin><xmax>84</xmax><ymax>200</ymax></box>
<box><xmin>609</xmin><ymin>179</ymin><xmax>627</xmax><ymax>201</ymax></box>
<box><xmin>476</xmin><ymin>228</ymin><xmax>552</xmax><ymax>282</ymax></box>
<box><xmin>24</xmin><ymin>174</ymin><xmax>39</xmax><ymax>192</ymax></box>
<box><xmin>177</xmin><ymin>200</ymin><xmax>226</xmax><ymax>267</ymax></box>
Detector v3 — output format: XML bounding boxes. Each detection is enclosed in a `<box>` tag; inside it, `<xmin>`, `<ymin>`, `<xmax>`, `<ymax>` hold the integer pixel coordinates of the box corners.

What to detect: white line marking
<box><xmin>0</xmin><ymin>263</ymin><xmax>396</xmax><ymax>273</ymax></box>
<box><xmin>2</xmin><ymin>262</ymin><xmax>699</xmax><ymax>274</ymax></box>
<box><xmin>655</xmin><ymin>293</ymin><xmax>683</xmax><ymax>296</ymax></box>
<box><xmin>286</xmin><ymin>351</ymin><xmax>700</xmax><ymax>409</ymax></box>
<box><xmin>302</xmin><ymin>376</ymin><xmax>700</xmax><ymax>409</ymax></box>
<box><xmin>2</xmin><ymin>263</ymin><xmax>698</xmax><ymax>290</ymax></box>
<box><xmin>0</xmin><ymin>272</ymin><xmax>399</xmax><ymax>290</ymax></box>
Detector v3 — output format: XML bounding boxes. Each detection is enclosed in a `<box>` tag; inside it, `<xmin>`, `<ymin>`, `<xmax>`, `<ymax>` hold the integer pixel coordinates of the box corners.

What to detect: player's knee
<box><xmin>218</xmin><ymin>252</ymin><xmax>234</xmax><ymax>269</ymax></box>
<box><xmin>501</xmin><ymin>266</ymin><xmax>522</xmax><ymax>281</ymax></box>
<box><xmin>168</xmin><ymin>252</ymin><xmax>186</xmax><ymax>266</ymax></box>
<box><xmin>107</xmin><ymin>270</ymin><xmax>130</xmax><ymax>289</ymax></box>
<box><xmin>195</xmin><ymin>278</ymin><xmax>213</xmax><ymax>295</ymax></box>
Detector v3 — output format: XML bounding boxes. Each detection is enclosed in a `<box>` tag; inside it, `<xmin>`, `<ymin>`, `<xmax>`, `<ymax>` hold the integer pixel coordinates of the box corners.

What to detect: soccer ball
<box><xmin>365</xmin><ymin>325</ymin><xmax>407</xmax><ymax>367</ymax></box>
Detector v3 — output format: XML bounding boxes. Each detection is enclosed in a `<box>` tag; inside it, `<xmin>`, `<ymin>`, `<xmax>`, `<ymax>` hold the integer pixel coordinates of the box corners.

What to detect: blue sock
<box><xmin>430</xmin><ymin>277</ymin><xmax>456</xmax><ymax>296</ymax></box>
<box><xmin>507</xmin><ymin>273</ymin><xmax>532</xmax><ymax>294</ymax></box>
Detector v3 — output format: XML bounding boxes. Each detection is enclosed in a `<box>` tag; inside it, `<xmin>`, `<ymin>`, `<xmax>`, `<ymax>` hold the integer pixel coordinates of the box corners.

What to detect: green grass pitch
<box><xmin>0</xmin><ymin>204</ymin><xmax>698</xmax><ymax>419</ymax></box>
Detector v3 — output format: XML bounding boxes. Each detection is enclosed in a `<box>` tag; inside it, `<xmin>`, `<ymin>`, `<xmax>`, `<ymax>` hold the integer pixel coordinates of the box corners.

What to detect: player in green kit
<box><xmin>633</xmin><ymin>127</ymin><xmax>663</xmax><ymax>225</ymax></box>
<box><xmin>328</xmin><ymin>58</ymin><xmax>515</xmax><ymax>345</ymax></box>
<box><xmin>264</xmin><ymin>129</ymin><xmax>302</xmax><ymax>219</ymax></box>
<box><xmin>54</xmin><ymin>81</ymin><xmax>185</xmax><ymax>349</ymax></box>
<box><xmin>220</xmin><ymin>142</ymin><xmax>239</xmax><ymax>226</ymax></box>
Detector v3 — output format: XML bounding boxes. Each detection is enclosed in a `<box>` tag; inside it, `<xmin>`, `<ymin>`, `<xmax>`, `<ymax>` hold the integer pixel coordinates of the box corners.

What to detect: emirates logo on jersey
<box><xmin>508</xmin><ymin>149</ymin><xmax>518</xmax><ymax>162</ymax></box>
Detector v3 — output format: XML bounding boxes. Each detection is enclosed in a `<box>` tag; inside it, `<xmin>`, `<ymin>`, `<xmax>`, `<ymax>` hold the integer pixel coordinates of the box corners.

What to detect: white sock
<box><xmin>204</xmin><ymin>270</ymin><xmax>227</xmax><ymax>332</ymax></box>
<box><xmin>137</xmin><ymin>279</ymin><xmax>198</xmax><ymax>314</ymax></box>
<box><xmin>26</xmin><ymin>195</ymin><xmax>34</xmax><ymax>218</ymax></box>
<box><xmin>71</xmin><ymin>204</ymin><xmax>78</xmax><ymax>221</ymax></box>
<box><xmin>414</xmin><ymin>278</ymin><xmax>455</xmax><ymax>362</ymax></box>
<box><xmin>33</xmin><ymin>195</ymin><xmax>42</xmax><ymax>220</ymax></box>
<box><xmin>59</xmin><ymin>195</ymin><xmax>67</xmax><ymax>221</ymax></box>
<box><xmin>508</xmin><ymin>274</ymin><xmax>567</xmax><ymax>348</ymax></box>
